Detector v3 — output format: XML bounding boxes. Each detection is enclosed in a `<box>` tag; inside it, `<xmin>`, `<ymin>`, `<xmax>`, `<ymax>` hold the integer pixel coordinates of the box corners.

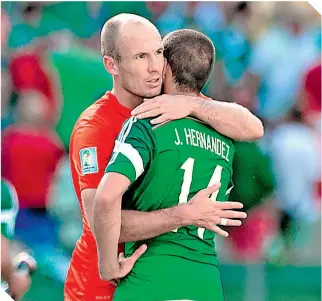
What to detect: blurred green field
<box><xmin>22</xmin><ymin>263</ymin><xmax>321</xmax><ymax>301</ymax></box>
<box><xmin>222</xmin><ymin>264</ymin><xmax>321</xmax><ymax>301</ymax></box>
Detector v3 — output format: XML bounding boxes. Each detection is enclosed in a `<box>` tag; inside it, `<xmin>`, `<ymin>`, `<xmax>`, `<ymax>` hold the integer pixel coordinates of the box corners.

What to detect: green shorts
<box><xmin>114</xmin><ymin>254</ymin><xmax>224</xmax><ymax>301</ymax></box>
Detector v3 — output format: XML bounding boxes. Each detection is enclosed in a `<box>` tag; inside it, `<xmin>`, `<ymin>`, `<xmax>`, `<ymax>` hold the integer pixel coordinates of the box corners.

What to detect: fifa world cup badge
<box><xmin>80</xmin><ymin>147</ymin><xmax>98</xmax><ymax>174</ymax></box>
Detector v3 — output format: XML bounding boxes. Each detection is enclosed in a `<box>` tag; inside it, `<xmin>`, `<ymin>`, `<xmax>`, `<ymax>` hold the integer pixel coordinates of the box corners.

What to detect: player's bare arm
<box><xmin>84</xmin><ymin>185</ymin><xmax>246</xmax><ymax>244</ymax></box>
<box><xmin>131</xmin><ymin>95</ymin><xmax>264</xmax><ymax>141</ymax></box>
<box><xmin>192</xmin><ymin>96</ymin><xmax>264</xmax><ymax>141</ymax></box>
<box><xmin>120</xmin><ymin>183</ymin><xmax>247</xmax><ymax>242</ymax></box>
<box><xmin>82</xmin><ymin>188</ymin><xmax>190</xmax><ymax>238</ymax></box>
<box><xmin>1</xmin><ymin>235</ymin><xmax>15</xmax><ymax>285</ymax></box>
<box><xmin>94</xmin><ymin>172</ymin><xmax>246</xmax><ymax>280</ymax></box>
<box><xmin>93</xmin><ymin>172</ymin><xmax>147</xmax><ymax>281</ymax></box>
<box><xmin>1</xmin><ymin>236</ymin><xmax>31</xmax><ymax>300</ymax></box>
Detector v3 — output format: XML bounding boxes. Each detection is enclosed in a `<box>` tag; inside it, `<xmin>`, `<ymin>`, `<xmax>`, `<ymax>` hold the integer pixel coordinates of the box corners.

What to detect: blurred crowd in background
<box><xmin>1</xmin><ymin>2</ymin><xmax>321</xmax><ymax>301</ymax></box>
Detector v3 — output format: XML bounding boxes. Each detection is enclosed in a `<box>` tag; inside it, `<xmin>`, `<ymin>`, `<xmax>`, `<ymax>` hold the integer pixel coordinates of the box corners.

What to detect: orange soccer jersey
<box><xmin>65</xmin><ymin>92</ymin><xmax>131</xmax><ymax>301</ymax></box>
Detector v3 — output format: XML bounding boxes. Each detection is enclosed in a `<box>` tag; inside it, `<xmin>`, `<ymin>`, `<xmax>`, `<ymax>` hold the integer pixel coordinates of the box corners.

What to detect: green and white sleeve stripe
<box><xmin>112</xmin><ymin>140</ymin><xmax>144</xmax><ymax>180</ymax></box>
<box><xmin>1</xmin><ymin>180</ymin><xmax>19</xmax><ymax>240</ymax></box>
<box><xmin>106</xmin><ymin>117</ymin><xmax>154</xmax><ymax>184</ymax></box>
<box><xmin>108</xmin><ymin>117</ymin><xmax>137</xmax><ymax>166</ymax></box>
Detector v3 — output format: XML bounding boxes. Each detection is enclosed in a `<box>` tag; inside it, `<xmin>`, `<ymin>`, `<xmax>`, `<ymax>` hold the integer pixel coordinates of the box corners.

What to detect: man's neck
<box><xmin>112</xmin><ymin>81</ymin><xmax>143</xmax><ymax>110</ymax></box>
<box><xmin>164</xmin><ymin>86</ymin><xmax>198</xmax><ymax>97</ymax></box>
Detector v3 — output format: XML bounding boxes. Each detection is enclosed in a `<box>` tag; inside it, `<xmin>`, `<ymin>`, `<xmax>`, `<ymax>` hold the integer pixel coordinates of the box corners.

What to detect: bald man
<box><xmin>65</xmin><ymin>14</ymin><xmax>262</xmax><ymax>301</ymax></box>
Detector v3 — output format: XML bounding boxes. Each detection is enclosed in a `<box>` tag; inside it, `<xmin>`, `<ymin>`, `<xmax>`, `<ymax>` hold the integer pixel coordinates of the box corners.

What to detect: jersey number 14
<box><xmin>173</xmin><ymin>157</ymin><xmax>225</xmax><ymax>239</ymax></box>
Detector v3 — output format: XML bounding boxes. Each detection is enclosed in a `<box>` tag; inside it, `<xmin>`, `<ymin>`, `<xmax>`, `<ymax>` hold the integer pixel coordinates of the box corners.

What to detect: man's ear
<box><xmin>103</xmin><ymin>55</ymin><xmax>118</xmax><ymax>76</ymax></box>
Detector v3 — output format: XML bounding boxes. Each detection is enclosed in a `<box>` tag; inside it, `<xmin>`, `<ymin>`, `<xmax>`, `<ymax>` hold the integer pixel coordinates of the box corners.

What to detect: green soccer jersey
<box><xmin>106</xmin><ymin>116</ymin><xmax>235</xmax><ymax>301</ymax></box>
<box><xmin>1</xmin><ymin>179</ymin><xmax>19</xmax><ymax>240</ymax></box>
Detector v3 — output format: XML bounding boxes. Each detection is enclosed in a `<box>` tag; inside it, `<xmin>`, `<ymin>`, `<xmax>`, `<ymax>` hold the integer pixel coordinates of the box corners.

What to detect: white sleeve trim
<box><xmin>113</xmin><ymin>141</ymin><xmax>144</xmax><ymax>180</ymax></box>
<box><xmin>1</xmin><ymin>211</ymin><xmax>16</xmax><ymax>238</ymax></box>
<box><xmin>1</xmin><ymin>211</ymin><xmax>16</xmax><ymax>223</ymax></box>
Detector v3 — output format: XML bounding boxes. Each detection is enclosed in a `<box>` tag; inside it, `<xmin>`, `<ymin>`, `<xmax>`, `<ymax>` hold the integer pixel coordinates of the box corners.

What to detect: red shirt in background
<box><xmin>304</xmin><ymin>63</ymin><xmax>321</xmax><ymax>116</ymax></box>
<box><xmin>1</xmin><ymin>125</ymin><xmax>64</xmax><ymax>208</ymax></box>
<box><xmin>303</xmin><ymin>62</ymin><xmax>321</xmax><ymax>201</ymax></box>
<box><xmin>65</xmin><ymin>92</ymin><xmax>131</xmax><ymax>301</ymax></box>
<box><xmin>9</xmin><ymin>52</ymin><xmax>61</xmax><ymax>123</ymax></box>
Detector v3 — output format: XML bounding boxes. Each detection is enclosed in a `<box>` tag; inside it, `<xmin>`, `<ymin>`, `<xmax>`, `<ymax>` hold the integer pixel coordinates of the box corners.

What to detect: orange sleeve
<box><xmin>71</xmin><ymin>124</ymin><xmax>116</xmax><ymax>191</ymax></box>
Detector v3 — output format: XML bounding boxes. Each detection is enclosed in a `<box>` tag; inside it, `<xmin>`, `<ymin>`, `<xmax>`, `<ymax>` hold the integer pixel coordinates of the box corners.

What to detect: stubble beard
<box><xmin>123</xmin><ymin>83</ymin><xmax>162</xmax><ymax>100</ymax></box>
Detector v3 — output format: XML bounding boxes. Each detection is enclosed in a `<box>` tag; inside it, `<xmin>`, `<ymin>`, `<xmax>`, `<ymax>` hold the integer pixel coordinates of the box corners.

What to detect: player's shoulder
<box><xmin>71</xmin><ymin>92</ymin><xmax>116</xmax><ymax>137</ymax></box>
<box><xmin>123</xmin><ymin>116</ymin><xmax>153</xmax><ymax>131</ymax></box>
<box><xmin>74</xmin><ymin>92</ymin><xmax>116</xmax><ymax>127</ymax></box>
<box><xmin>119</xmin><ymin>117</ymin><xmax>155</xmax><ymax>143</ymax></box>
